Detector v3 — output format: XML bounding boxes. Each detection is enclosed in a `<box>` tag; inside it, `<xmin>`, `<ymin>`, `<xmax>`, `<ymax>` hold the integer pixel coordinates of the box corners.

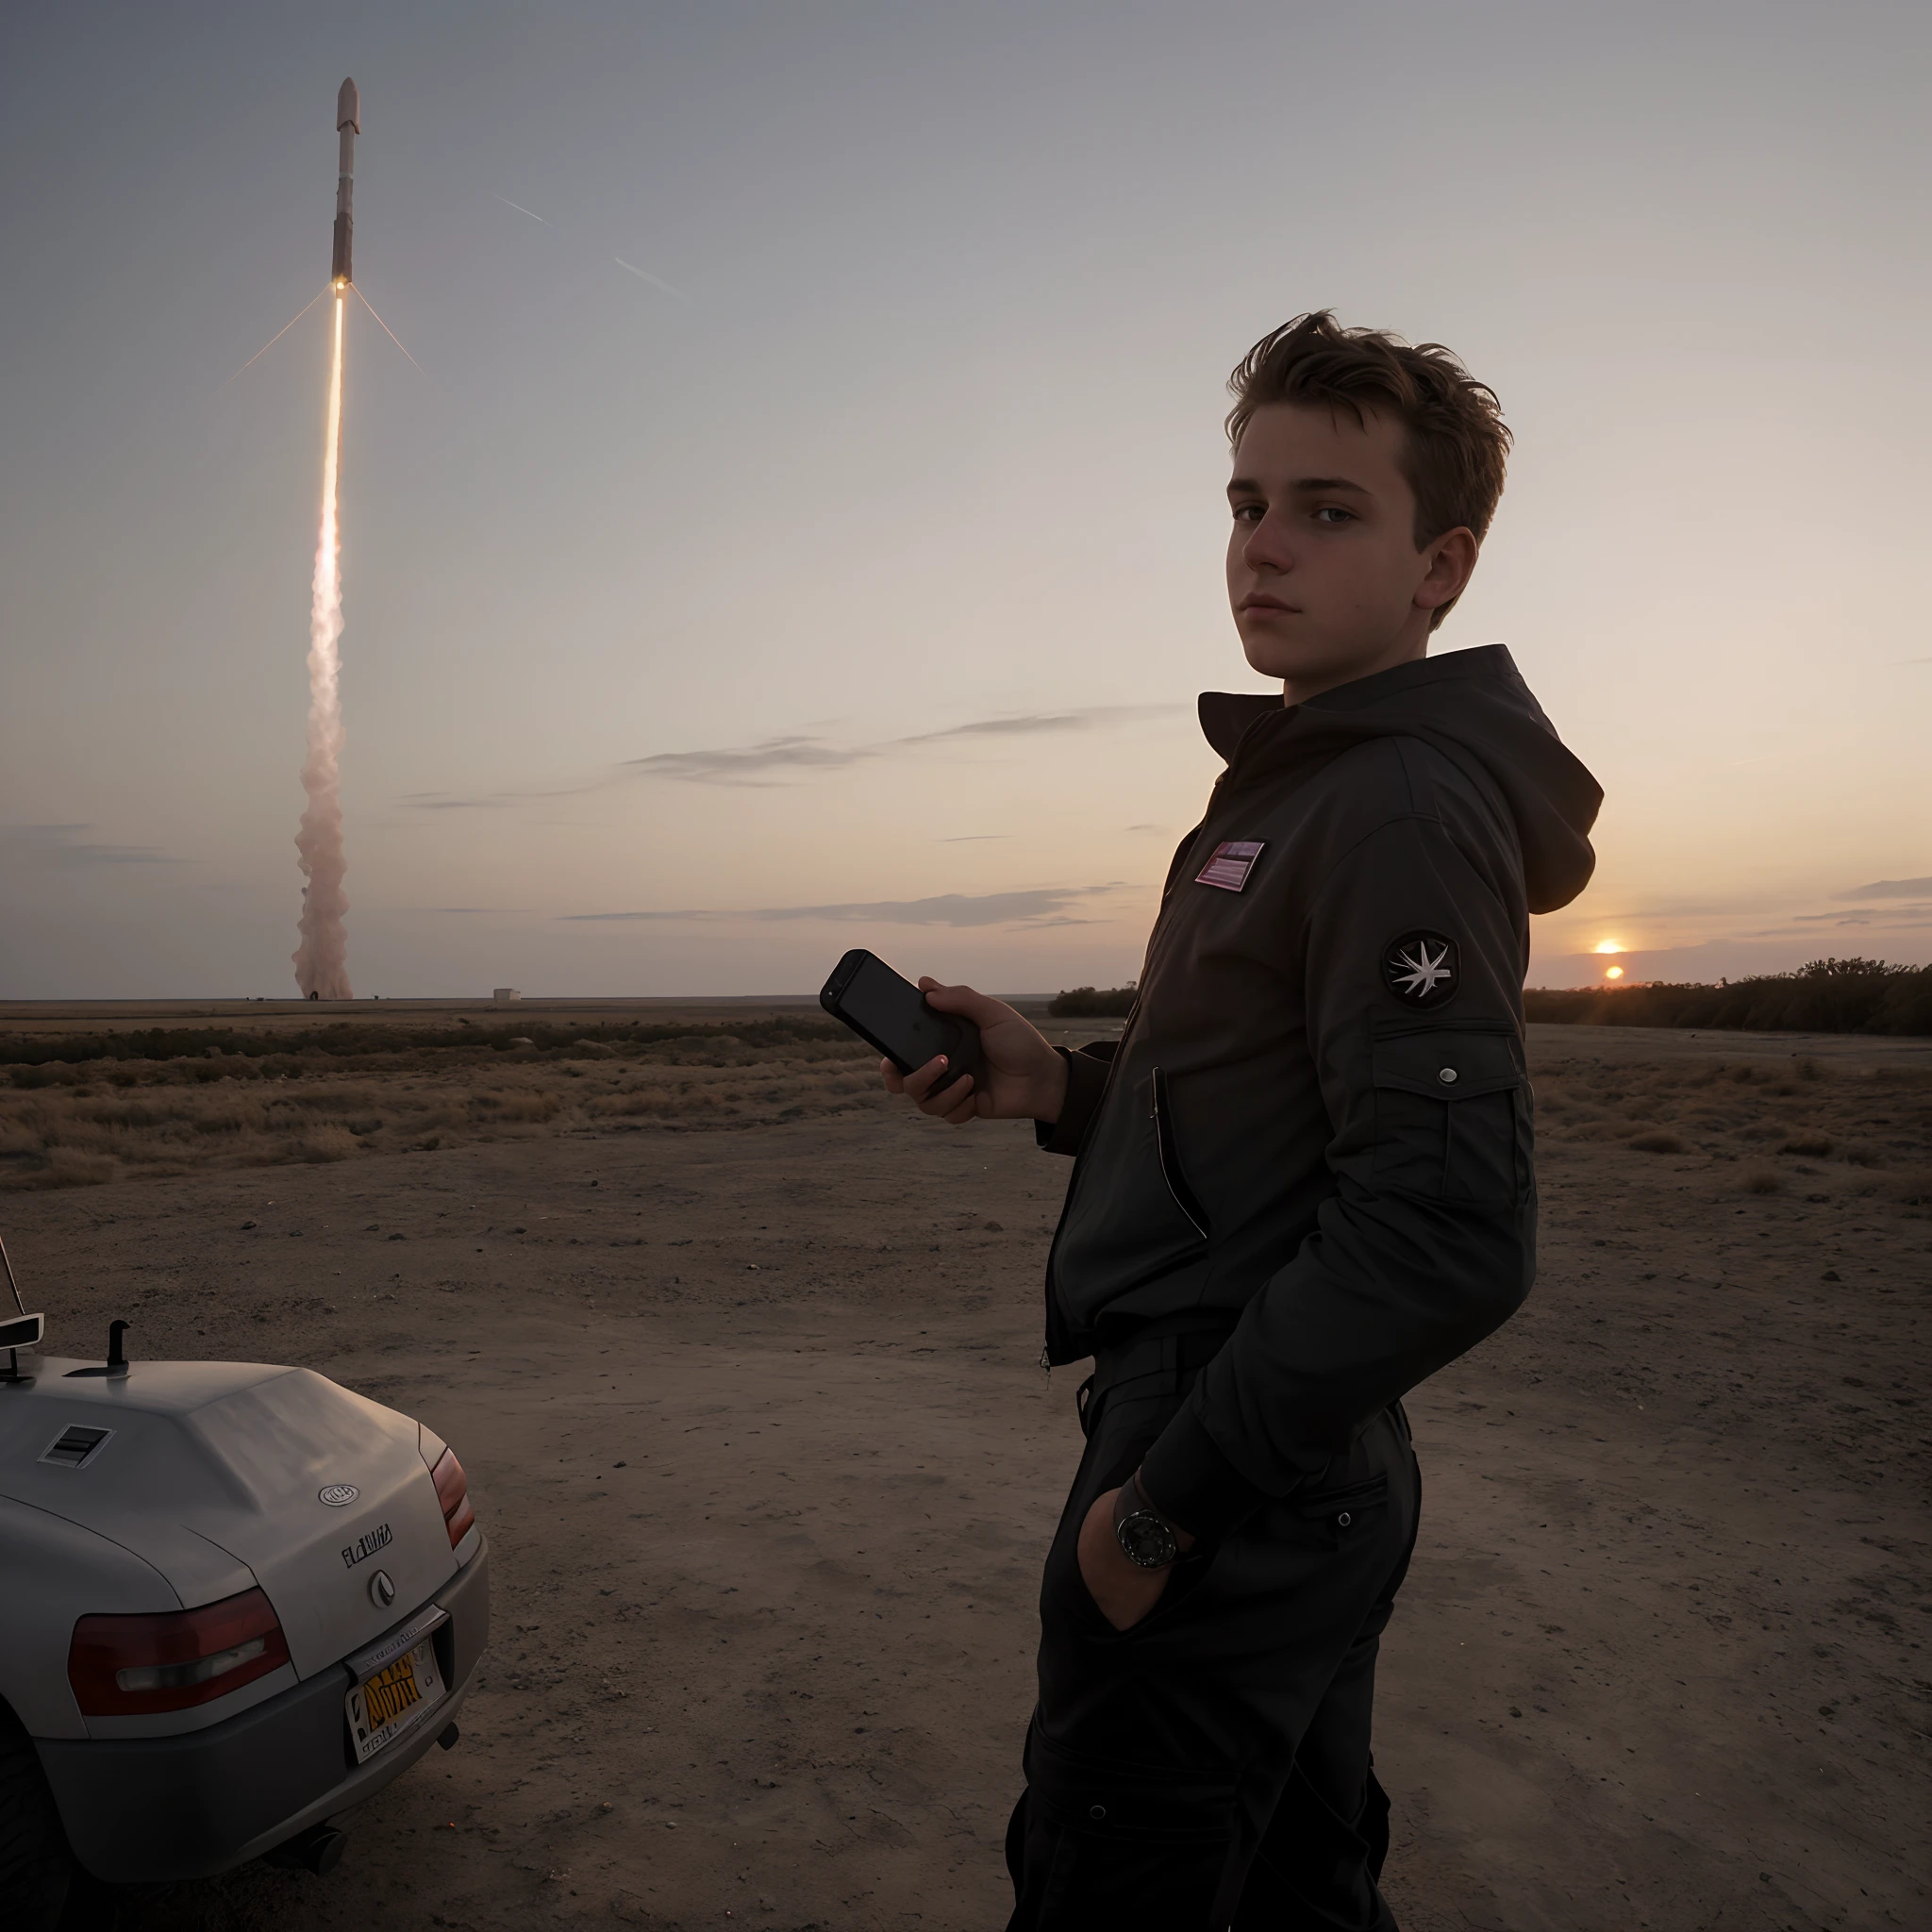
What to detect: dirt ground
<box><xmin>5</xmin><ymin>1019</ymin><xmax>1928</xmax><ymax>1931</ymax></box>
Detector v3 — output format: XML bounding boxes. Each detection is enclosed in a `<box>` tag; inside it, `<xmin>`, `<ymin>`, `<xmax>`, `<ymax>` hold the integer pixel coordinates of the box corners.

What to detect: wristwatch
<box><xmin>1112</xmin><ymin>1472</ymin><xmax>1182</xmax><ymax>1571</ymax></box>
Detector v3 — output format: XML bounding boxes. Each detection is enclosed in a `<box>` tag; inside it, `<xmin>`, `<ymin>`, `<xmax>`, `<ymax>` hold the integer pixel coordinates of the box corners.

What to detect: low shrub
<box><xmin>471</xmin><ymin>1091</ymin><xmax>559</xmax><ymax>1124</ymax></box>
<box><xmin>1525</xmin><ymin>958</ymin><xmax>1932</xmax><ymax>1037</ymax></box>
<box><xmin>19</xmin><ymin>1148</ymin><xmax>120</xmax><ymax>1190</ymax></box>
<box><xmin>0</xmin><ymin>1015</ymin><xmax>848</xmax><ymax>1071</ymax></box>
<box><xmin>1049</xmin><ymin>985</ymin><xmax>1138</xmax><ymax>1018</ymax></box>
<box><xmin>294</xmin><ymin>1126</ymin><xmax>358</xmax><ymax>1163</ymax></box>
<box><xmin>1627</xmin><ymin>1131</ymin><xmax>1684</xmax><ymax>1154</ymax></box>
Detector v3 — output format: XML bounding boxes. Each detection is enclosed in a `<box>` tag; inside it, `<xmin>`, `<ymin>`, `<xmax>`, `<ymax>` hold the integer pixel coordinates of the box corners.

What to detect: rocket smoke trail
<box><xmin>292</xmin><ymin>286</ymin><xmax>352</xmax><ymax>999</ymax></box>
<box><xmin>292</xmin><ymin>79</ymin><xmax>359</xmax><ymax>999</ymax></box>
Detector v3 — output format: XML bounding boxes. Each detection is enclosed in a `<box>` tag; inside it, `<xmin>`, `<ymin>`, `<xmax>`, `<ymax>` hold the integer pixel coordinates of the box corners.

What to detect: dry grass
<box><xmin>0</xmin><ymin>1024</ymin><xmax>886</xmax><ymax>1191</ymax></box>
<box><xmin>8</xmin><ymin>1019</ymin><xmax>1927</xmax><ymax>1220</ymax></box>
<box><xmin>1534</xmin><ymin>1054</ymin><xmax>1932</xmax><ymax>1219</ymax></box>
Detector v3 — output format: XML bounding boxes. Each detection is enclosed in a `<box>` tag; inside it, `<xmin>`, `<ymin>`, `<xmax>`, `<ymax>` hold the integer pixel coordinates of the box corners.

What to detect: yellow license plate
<box><xmin>346</xmin><ymin>1637</ymin><xmax>445</xmax><ymax>1764</ymax></box>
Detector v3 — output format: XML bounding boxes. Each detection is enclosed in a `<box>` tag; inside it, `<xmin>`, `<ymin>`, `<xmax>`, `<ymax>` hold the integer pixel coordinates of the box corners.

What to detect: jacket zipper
<box><xmin>1037</xmin><ymin>807</ymin><xmax>1221</xmax><ymax>1363</ymax></box>
<box><xmin>1039</xmin><ymin>995</ymin><xmax>1143</xmax><ymax>1367</ymax></box>
<box><xmin>1038</xmin><ymin>724</ymin><xmax>1354</xmax><ymax>1365</ymax></box>
<box><xmin>1151</xmin><ymin>1067</ymin><xmax>1210</xmax><ymax>1241</ymax></box>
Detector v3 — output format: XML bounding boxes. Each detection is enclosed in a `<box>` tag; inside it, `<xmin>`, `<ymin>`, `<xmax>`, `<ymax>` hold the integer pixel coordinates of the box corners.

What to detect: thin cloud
<box><xmin>619</xmin><ymin>736</ymin><xmax>867</xmax><ymax>787</ymax></box>
<box><xmin>400</xmin><ymin>783</ymin><xmax>599</xmax><ymax>810</ymax></box>
<box><xmin>628</xmin><ymin>706</ymin><xmax>1175</xmax><ymax>786</ymax></box>
<box><xmin>403</xmin><ymin>705</ymin><xmax>1177</xmax><ymax>808</ymax></box>
<box><xmin>562</xmin><ymin>884</ymin><xmax>1132</xmax><ymax>928</ymax></box>
<box><xmin>402</xmin><ymin>792</ymin><xmax>509</xmax><ymax>811</ymax></box>
<box><xmin>1838</xmin><ymin>876</ymin><xmax>1932</xmax><ymax>901</ymax></box>
<box><xmin>3</xmin><ymin>824</ymin><xmax>175</xmax><ymax>867</ymax></box>
<box><xmin>896</xmin><ymin>705</ymin><xmax>1172</xmax><ymax>747</ymax></box>
<box><xmin>756</xmin><ymin>889</ymin><xmax>1112</xmax><ymax>927</ymax></box>
<box><xmin>1767</xmin><ymin>909</ymin><xmax>1932</xmax><ymax>934</ymax></box>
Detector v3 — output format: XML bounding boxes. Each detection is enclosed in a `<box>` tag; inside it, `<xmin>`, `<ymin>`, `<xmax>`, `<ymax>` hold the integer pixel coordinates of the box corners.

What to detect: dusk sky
<box><xmin>4</xmin><ymin>1</ymin><xmax>1928</xmax><ymax>998</ymax></box>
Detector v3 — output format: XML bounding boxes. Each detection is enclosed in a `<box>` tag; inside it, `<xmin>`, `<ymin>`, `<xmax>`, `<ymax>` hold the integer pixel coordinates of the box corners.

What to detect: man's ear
<box><xmin>1414</xmin><ymin>526</ymin><xmax>1478</xmax><ymax>615</ymax></box>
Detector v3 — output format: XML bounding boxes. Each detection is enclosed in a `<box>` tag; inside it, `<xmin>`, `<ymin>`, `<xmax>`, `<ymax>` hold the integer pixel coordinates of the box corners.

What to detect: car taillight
<box><xmin>68</xmin><ymin>1588</ymin><xmax>291</xmax><ymax>1717</ymax></box>
<box><xmin>429</xmin><ymin>1445</ymin><xmax>475</xmax><ymax>1547</ymax></box>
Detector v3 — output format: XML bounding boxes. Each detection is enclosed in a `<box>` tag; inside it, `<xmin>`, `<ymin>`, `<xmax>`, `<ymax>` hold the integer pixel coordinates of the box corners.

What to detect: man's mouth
<box><xmin>1241</xmin><ymin>594</ymin><xmax>1297</xmax><ymax>614</ymax></box>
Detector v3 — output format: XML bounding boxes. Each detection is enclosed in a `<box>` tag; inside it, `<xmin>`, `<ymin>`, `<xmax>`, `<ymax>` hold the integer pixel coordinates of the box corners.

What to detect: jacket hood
<box><xmin>1198</xmin><ymin>644</ymin><xmax>1602</xmax><ymax>914</ymax></box>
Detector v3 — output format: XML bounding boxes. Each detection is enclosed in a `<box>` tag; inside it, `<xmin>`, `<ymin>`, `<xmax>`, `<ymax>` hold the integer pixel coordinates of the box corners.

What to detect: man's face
<box><xmin>1225</xmin><ymin>402</ymin><xmax>1472</xmax><ymax>698</ymax></box>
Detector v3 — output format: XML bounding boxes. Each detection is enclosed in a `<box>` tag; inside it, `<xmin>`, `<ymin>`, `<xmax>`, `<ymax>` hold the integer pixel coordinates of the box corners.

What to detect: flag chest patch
<box><xmin>1195</xmin><ymin>841</ymin><xmax>1265</xmax><ymax>891</ymax></box>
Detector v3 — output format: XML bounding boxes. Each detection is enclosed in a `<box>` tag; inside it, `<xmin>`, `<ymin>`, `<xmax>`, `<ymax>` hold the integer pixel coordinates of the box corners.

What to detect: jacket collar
<box><xmin>1197</xmin><ymin>690</ymin><xmax>1283</xmax><ymax>762</ymax></box>
<box><xmin>1198</xmin><ymin>646</ymin><xmax>1527</xmax><ymax>766</ymax></box>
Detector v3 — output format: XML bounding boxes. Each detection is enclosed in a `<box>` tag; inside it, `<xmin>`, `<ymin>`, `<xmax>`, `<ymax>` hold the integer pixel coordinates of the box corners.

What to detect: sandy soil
<box><xmin>4</xmin><ymin>1021</ymin><xmax>1927</xmax><ymax>1931</ymax></box>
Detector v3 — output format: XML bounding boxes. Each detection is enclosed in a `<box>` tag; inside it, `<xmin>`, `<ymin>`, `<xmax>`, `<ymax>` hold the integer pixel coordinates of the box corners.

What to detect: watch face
<box><xmin>1117</xmin><ymin>1510</ymin><xmax>1178</xmax><ymax>1571</ymax></box>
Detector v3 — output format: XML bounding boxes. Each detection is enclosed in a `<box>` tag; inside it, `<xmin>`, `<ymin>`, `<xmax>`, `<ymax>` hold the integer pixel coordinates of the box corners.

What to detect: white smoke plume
<box><xmin>293</xmin><ymin>291</ymin><xmax>354</xmax><ymax>999</ymax></box>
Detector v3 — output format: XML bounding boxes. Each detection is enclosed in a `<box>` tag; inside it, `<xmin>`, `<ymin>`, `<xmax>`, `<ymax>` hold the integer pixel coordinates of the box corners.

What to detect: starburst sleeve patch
<box><xmin>1382</xmin><ymin>929</ymin><xmax>1459</xmax><ymax>1009</ymax></box>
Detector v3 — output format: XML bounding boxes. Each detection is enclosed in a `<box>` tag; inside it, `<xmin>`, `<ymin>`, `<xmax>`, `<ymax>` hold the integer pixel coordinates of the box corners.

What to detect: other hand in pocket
<box><xmin>1076</xmin><ymin>1488</ymin><xmax>1174</xmax><ymax>1632</ymax></box>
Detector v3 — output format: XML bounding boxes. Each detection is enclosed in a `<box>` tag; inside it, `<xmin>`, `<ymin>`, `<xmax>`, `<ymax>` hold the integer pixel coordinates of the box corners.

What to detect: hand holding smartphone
<box><xmin>819</xmin><ymin>949</ymin><xmax>984</xmax><ymax>1086</ymax></box>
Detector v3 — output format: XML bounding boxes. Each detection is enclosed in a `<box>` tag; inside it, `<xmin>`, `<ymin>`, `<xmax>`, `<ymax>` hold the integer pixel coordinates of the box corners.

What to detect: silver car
<box><xmin>0</xmin><ymin>1266</ymin><xmax>490</xmax><ymax>1927</ymax></box>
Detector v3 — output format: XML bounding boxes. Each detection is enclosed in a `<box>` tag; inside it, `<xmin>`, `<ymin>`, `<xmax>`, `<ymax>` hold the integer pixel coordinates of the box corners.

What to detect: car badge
<box><xmin>341</xmin><ymin>1523</ymin><xmax>394</xmax><ymax>1569</ymax></box>
<box><xmin>368</xmin><ymin>1569</ymin><xmax>397</xmax><ymax>1609</ymax></box>
<box><xmin>319</xmin><ymin>1483</ymin><xmax>359</xmax><ymax>1507</ymax></box>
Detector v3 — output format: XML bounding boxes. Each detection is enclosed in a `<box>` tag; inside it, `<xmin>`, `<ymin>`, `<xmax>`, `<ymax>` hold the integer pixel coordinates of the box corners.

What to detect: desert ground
<box><xmin>3</xmin><ymin>1001</ymin><xmax>1928</xmax><ymax>1930</ymax></box>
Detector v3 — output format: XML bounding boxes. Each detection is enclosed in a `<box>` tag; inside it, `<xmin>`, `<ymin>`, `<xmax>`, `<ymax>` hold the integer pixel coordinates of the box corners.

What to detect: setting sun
<box><xmin>1593</xmin><ymin>941</ymin><xmax>1624</xmax><ymax>955</ymax></box>
<box><xmin>1605</xmin><ymin>965</ymin><xmax>1625</xmax><ymax>980</ymax></box>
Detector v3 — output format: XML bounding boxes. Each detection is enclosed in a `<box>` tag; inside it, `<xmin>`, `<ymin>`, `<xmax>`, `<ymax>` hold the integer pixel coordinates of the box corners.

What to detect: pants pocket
<box><xmin>1280</xmin><ymin>1472</ymin><xmax>1391</xmax><ymax>1551</ymax></box>
<box><xmin>1011</xmin><ymin>1724</ymin><xmax>1239</xmax><ymax>1931</ymax></box>
<box><xmin>1042</xmin><ymin>1395</ymin><xmax>1215</xmax><ymax>1642</ymax></box>
<box><xmin>1048</xmin><ymin>1527</ymin><xmax>1217</xmax><ymax>1643</ymax></box>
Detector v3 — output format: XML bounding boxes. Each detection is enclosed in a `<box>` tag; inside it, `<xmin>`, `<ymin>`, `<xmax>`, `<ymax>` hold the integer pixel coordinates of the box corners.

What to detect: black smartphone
<box><xmin>820</xmin><ymin>949</ymin><xmax>984</xmax><ymax>1086</ymax></box>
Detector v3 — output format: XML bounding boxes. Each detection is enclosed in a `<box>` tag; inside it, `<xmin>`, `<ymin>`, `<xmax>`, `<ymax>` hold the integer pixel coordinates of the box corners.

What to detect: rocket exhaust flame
<box><xmin>293</xmin><ymin>289</ymin><xmax>352</xmax><ymax>1000</ymax></box>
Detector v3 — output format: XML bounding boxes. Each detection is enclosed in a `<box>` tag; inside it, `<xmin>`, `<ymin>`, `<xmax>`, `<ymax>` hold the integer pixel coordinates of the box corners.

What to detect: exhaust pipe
<box><xmin>266</xmin><ymin>1824</ymin><xmax>348</xmax><ymax>1876</ymax></box>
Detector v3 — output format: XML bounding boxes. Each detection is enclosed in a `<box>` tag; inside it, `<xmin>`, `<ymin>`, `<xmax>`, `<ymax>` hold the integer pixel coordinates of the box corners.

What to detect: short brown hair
<box><xmin>1227</xmin><ymin>311</ymin><xmax>1510</xmax><ymax>626</ymax></box>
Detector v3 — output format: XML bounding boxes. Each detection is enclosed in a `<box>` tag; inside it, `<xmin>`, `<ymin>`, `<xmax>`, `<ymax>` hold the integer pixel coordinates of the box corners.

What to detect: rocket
<box><xmin>330</xmin><ymin>78</ymin><xmax>359</xmax><ymax>285</ymax></box>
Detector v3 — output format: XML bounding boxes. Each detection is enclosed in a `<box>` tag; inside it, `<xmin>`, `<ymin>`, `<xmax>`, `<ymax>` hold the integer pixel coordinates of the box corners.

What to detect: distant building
<box><xmin>491</xmin><ymin>988</ymin><xmax>523</xmax><ymax>1004</ymax></box>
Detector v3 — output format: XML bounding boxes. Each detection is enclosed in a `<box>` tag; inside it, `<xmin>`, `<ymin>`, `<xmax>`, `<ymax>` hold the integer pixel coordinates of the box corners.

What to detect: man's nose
<box><xmin>1242</xmin><ymin>511</ymin><xmax>1294</xmax><ymax>575</ymax></box>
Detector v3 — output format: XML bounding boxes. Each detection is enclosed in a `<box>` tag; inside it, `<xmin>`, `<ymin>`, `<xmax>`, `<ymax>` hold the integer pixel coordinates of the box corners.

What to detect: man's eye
<box><xmin>1231</xmin><ymin>503</ymin><xmax>1263</xmax><ymax>524</ymax></box>
<box><xmin>1313</xmin><ymin>506</ymin><xmax>1355</xmax><ymax>525</ymax></box>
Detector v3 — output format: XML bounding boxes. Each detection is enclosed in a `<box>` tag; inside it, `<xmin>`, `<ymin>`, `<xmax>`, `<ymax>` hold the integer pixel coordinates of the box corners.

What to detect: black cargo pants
<box><xmin>1005</xmin><ymin>1328</ymin><xmax>1422</xmax><ymax>1930</ymax></box>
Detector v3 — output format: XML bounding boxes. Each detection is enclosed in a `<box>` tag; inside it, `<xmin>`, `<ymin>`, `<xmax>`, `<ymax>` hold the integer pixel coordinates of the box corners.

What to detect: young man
<box><xmin>885</xmin><ymin>312</ymin><xmax>1602</xmax><ymax>1928</ymax></box>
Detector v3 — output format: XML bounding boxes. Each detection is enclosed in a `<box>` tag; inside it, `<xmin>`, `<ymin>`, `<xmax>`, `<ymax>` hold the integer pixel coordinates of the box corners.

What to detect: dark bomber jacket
<box><xmin>1038</xmin><ymin>645</ymin><xmax>1602</xmax><ymax>1542</ymax></box>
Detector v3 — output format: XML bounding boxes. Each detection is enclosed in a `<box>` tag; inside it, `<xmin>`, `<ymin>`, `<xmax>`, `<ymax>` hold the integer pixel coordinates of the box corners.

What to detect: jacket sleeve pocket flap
<box><xmin>1372</xmin><ymin>1027</ymin><xmax>1523</xmax><ymax>1101</ymax></box>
